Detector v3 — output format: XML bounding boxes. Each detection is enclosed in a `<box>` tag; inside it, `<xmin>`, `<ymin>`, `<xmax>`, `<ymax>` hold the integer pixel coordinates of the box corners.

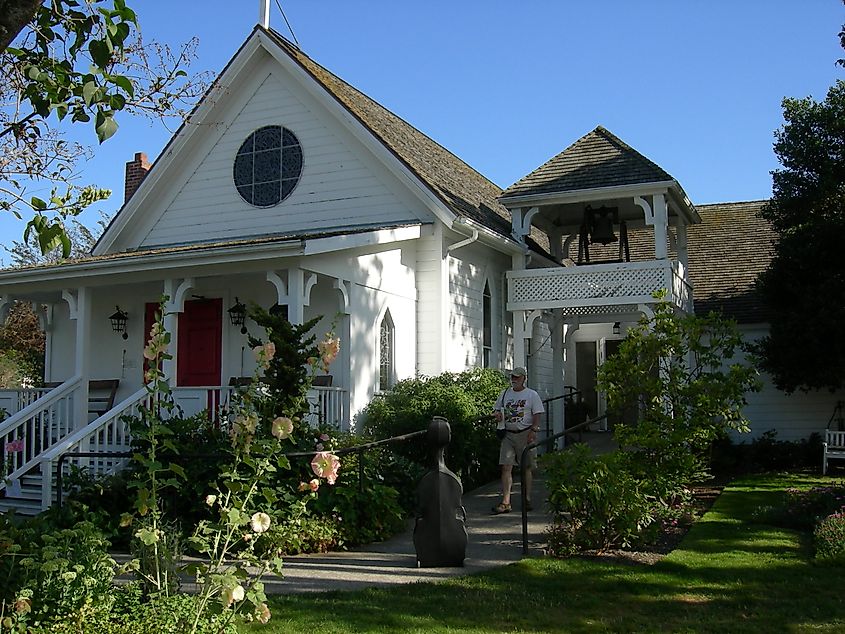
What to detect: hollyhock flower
<box><xmin>315</xmin><ymin>443</ymin><xmax>324</xmax><ymax>451</ymax></box>
<box><xmin>256</xmin><ymin>603</ymin><xmax>271</xmax><ymax>624</ymax></box>
<box><xmin>271</xmin><ymin>416</ymin><xmax>293</xmax><ymax>440</ymax></box>
<box><xmin>309</xmin><ymin>478</ymin><xmax>320</xmax><ymax>492</ymax></box>
<box><xmin>250</xmin><ymin>512</ymin><xmax>271</xmax><ymax>534</ymax></box>
<box><xmin>298</xmin><ymin>481</ymin><xmax>309</xmax><ymax>492</ymax></box>
<box><xmin>319</xmin><ymin>433</ymin><xmax>330</xmax><ymax>442</ymax></box>
<box><xmin>4</xmin><ymin>440</ymin><xmax>24</xmax><ymax>453</ymax></box>
<box><xmin>253</xmin><ymin>342</ymin><xmax>275</xmax><ymax>369</ymax></box>
<box><xmin>311</xmin><ymin>451</ymin><xmax>341</xmax><ymax>485</ymax></box>
<box><xmin>14</xmin><ymin>598</ymin><xmax>31</xmax><ymax>615</ymax></box>
<box><xmin>205</xmin><ymin>494</ymin><xmax>217</xmax><ymax>506</ymax></box>
<box><xmin>221</xmin><ymin>584</ymin><xmax>245</xmax><ymax>607</ymax></box>
<box><xmin>318</xmin><ymin>336</ymin><xmax>340</xmax><ymax>372</ymax></box>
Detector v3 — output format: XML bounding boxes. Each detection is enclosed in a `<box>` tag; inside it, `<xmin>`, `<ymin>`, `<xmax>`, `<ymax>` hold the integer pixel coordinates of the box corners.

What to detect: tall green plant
<box><xmin>598</xmin><ymin>298</ymin><xmax>760</xmax><ymax>488</ymax></box>
<box><xmin>126</xmin><ymin>300</ymin><xmax>342</xmax><ymax>631</ymax></box>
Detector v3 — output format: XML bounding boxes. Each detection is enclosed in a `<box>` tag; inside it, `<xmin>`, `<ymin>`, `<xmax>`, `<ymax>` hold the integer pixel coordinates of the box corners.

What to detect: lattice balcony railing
<box><xmin>507</xmin><ymin>260</ymin><xmax>692</xmax><ymax>314</ymax></box>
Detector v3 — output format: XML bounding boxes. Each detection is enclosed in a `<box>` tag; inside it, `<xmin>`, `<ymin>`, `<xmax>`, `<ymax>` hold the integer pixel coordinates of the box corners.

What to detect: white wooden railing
<box><xmin>171</xmin><ymin>386</ymin><xmax>239</xmax><ymax>425</ymax></box>
<box><xmin>170</xmin><ymin>385</ymin><xmax>350</xmax><ymax>430</ymax></box>
<box><xmin>507</xmin><ymin>259</ymin><xmax>693</xmax><ymax>314</ymax></box>
<box><xmin>0</xmin><ymin>387</ymin><xmax>55</xmax><ymax>418</ymax></box>
<box><xmin>39</xmin><ymin>387</ymin><xmax>148</xmax><ymax>511</ymax></box>
<box><xmin>0</xmin><ymin>377</ymin><xmax>82</xmax><ymax>492</ymax></box>
<box><xmin>306</xmin><ymin>386</ymin><xmax>348</xmax><ymax>430</ymax></box>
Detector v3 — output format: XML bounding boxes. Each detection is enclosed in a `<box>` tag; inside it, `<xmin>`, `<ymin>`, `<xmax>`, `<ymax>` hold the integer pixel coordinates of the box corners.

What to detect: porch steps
<box><xmin>0</xmin><ymin>471</ymin><xmax>56</xmax><ymax>517</ymax></box>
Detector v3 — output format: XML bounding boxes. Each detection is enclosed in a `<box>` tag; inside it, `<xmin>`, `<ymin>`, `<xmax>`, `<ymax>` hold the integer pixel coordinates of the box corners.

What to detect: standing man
<box><xmin>491</xmin><ymin>367</ymin><xmax>544</xmax><ymax>514</ymax></box>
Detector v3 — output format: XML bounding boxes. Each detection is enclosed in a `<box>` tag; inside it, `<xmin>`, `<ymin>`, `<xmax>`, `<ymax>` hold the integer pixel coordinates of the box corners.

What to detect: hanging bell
<box><xmin>590</xmin><ymin>206</ymin><xmax>618</xmax><ymax>245</ymax></box>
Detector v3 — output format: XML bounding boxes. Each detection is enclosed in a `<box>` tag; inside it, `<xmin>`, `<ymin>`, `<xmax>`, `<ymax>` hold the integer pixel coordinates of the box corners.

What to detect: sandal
<box><xmin>491</xmin><ymin>502</ymin><xmax>511</xmax><ymax>515</ymax></box>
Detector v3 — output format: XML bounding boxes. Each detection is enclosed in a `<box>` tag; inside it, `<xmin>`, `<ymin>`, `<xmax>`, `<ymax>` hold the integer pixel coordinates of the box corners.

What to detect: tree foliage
<box><xmin>755</xmin><ymin>80</ymin><xmax>845</xmax><ymax>393</ymax></box>
<box><xmin>1</xmin><ymin>0</ymin><xmax>210</xmax><ymax>256</ymax></box>
<box><xmin>598</xmin><ymin>300</ymin><xmax>760</xmax><ymax>486</ymax></box>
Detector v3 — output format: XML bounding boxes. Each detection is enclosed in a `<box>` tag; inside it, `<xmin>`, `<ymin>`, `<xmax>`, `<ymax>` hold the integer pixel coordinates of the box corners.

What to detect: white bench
<box><xmin>823</xmin><ymin>430</ymin><xmax>845</xmax><ymax>475</ymax></box>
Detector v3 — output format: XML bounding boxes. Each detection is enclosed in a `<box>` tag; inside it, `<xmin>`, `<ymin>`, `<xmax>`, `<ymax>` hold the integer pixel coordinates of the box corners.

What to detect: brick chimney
<box><xmin>124</xmin><ymin>152</ymin><xmax>151</xmax><ymax>203</ymax></box>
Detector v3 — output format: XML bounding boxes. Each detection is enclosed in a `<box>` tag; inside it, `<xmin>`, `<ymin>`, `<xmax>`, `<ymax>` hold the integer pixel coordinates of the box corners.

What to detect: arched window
<box><xmin>482</xmin><ymin>281</ymin><xmax>492</xmax><ymax>367</ymax></box>
<box><xmin>379</xmin><ymin>310</ymin><xmax>395</xmax><ymax>391</ymax></box>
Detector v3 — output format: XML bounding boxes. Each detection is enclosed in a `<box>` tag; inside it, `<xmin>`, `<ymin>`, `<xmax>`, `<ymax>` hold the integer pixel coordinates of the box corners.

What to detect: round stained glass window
<box><xmin>233</xmin><ymin>125</ymin><xmax>302</xmax><ymax>207</ymax></box>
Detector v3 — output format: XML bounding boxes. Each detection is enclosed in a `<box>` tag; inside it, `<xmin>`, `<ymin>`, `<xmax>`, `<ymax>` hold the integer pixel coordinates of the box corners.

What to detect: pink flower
<box><xmin>315</xmin><ymin>443</ymin><xmax>324</xmax><ymax>451</ymax></box>
<box><xmin>309</xmin><ymin>478</ymin><xmax>320</xmax><ymax>492</ymax></box>
<box><xmin>310</xmin><ymin>451</ymin><xmax>341</xmax><ymax>485</ymax></box>
<box><xmin>253</xmin><ymin>342</ymin><xmax>276</xmax><ymax>369</ymax></box>
<box><xmin>319</xmin><ymin>433</ymin><xmax>330</xmax><ymax>442</ymax></box>
<box><xmin>256</xmin><ymin>602</ymin><xmax>271</xmax><ymax>624</ymax></box>
<box><xmin>317</xmin><ymin>336</ymin><xmax>340</xmax><ymax>372</ymax></box>
<box><xmin>5</xmin><ymin>440</ymin><xmax>24</xmax><ymax>453</ymax></box>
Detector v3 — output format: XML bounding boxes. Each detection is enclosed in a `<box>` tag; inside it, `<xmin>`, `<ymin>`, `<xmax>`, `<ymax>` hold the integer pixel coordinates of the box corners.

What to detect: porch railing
<box><xmin>507</xmin><ymin>259</ymin><xmax>693</xmax><ymax>313</ymax></box>
<box><xmin>39</xmin><ymin>387</ymin><xmax>148</xmax><ymax>511</ymax></box>
<box><xmin>170</xmin><ymin>385</ymin><xmax>350</xmax><ymax>430</ymax></box>
<box><xmin>0</xmin><ymin>377</ymin><xmax>82</xmax><ymax>491</ymax></box>
<box><xmin>0</xmin><ymin>387</ymin><xmax>56</xmax><ymax>418</ymax></box>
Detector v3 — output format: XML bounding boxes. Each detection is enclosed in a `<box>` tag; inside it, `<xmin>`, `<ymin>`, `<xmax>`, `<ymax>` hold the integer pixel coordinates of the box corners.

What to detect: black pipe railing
<box><xmin>520</xmin><ymin>412</ymin><xmax>608</xmax><ymax>554</ymax></box>
<box><xmin>55</xmin><ymin>428</ymin><xmax>427</xmax><ymax>509</ymax></box>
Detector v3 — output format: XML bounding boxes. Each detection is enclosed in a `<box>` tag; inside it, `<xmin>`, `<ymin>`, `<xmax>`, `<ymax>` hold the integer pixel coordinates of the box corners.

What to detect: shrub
<box><xmin>781</xmin><ymin>484</ymin><xmax>845</xmax><ymax>530</ymax></box>
<box><xmin>710</xmin><ymin>431</ymin><xmax>824</xmax><ymax>476</ymax></box>
<box><xmin>361</xmin><ymin>368</ymin><xmax>508</xmax><ymax>490</ymax></box>
<box><xmin>27</xmin><ymin>585</ymin><xmax>236</xmax><ymax>633</ymax></box>
<box><xmin>542</xmin><ymin>444</ymin><xmax>658</xmax><ymax>555</ymax></box>
<box><xmin>814</xmin><ymin>511</ymin><xmax>845</xmax><ymax>562</ymax></box>
<box><xmin>0</xmin><ymin>516</ymin><xmax>116</xmax><ymax>631</ymax></box>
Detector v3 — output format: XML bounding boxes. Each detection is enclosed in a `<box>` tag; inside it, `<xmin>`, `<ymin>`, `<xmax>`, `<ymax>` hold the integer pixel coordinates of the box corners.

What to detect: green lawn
<box><xmin>240</xmin><ymin>474</ymin><xmax>845</xmax><ymax>633</ymax></box>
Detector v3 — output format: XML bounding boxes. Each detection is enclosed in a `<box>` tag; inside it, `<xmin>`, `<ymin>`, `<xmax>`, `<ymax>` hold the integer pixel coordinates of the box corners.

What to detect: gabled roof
<box><xmin>261</xmin><ymin>29</ymin><xmax>515</xmax><ymax>238</ymax></box>
<box><xmin>95</xmin><ymin>27</ymin><xmax>520</xmax><ymax>256</ymax></box>
<box><xmin>500</xmin><ymin>126</ymin><xmax>676</xmax><ymax>201</ymax></box>
<box><xmin>686</xmin><ymin>200</ymin><xmax>775</xmax><ymax>324</ymax></box>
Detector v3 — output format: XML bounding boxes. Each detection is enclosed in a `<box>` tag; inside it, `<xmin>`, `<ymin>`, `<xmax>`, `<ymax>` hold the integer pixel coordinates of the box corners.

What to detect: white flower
<box><xmin>205</xmin><ymin>494</ymin><xmax>217</xmax><ymax>506</ymax></box>
<box><xmin>250</xmin><ymin>511</ymin><xmax>271</xmax><ymax>534</ymax></box>
<box><xmin>271</xmin><ymin>416</ymin><xmax>293</xmax><ymax>440</ymax></box>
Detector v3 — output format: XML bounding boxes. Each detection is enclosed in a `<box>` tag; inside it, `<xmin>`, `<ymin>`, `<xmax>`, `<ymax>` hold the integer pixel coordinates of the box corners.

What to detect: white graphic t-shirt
<box><xmin>495</xmin><ymin>387</ymin><xmax>545</xmax><ymax>431</ymax></box>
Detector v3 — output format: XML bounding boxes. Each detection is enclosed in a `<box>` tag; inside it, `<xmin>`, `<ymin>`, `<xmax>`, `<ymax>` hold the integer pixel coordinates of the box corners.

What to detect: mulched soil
<box><xmin>578</xmin><ymin>485</ymin><xmax>723</xmax><ymax>565</ymax></box>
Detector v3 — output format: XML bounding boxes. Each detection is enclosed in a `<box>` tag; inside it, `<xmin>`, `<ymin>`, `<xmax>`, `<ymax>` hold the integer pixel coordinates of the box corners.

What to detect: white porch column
<box><xmin>163</xmin><ymin>278</ymin><xmax>194</xmax><ymax>383</ymax></box>
<box><xmin>635</xmin><ymin>193</ymin><xmax>669</xmax><ymax>260</ymax></box>
<box><xmin>513</xmin><ymin>310</ymin><xmax>528</xmax><ymax>371</ymax></box>
<box><xmin>287</xmin><ymin>268</ymin><xmax>305</xmax><ymax>325</ymax></box>
<box><xmin>675</xmin><ymin>221</ymin><xmax>689</xmax><ymax>270</ymax></box>
<box><xmin>551</xmin><ymin>309</ymin><xmax>565</xmax><ymax>437</ymax></box>
<box><xmin>71</xmin><ymin>288</ymin><xmax>91</xmax><ymax>429</ymax></box>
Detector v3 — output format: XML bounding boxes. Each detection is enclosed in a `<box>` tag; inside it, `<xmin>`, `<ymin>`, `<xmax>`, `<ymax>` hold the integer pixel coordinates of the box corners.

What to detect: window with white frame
<box><xmin>378</xmin><ymin>310</ymin><xmax>395</xmax><ymax>391</ymax></box>
<box><xmin>482</xmin><ymin>281</ymin><xmax>492</xmax><ymax>367</ymax></box>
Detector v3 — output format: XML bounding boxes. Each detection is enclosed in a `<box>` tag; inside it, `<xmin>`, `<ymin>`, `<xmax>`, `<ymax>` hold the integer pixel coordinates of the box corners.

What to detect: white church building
<box><xmin>0</xmin><ymin>24</ymin><xmax>841</xmax><ymax>512</ymax></box>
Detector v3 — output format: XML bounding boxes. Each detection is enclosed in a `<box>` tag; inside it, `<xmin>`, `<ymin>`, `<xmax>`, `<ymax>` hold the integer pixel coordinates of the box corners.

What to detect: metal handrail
<box><xmin>541</xmin><ymin>387</ymin><xmax>582</xmax><ymax>452</ymax></box>
<box><xmin>520</xmin><ymin>412</ymin><xmax>608</xmax><ymax>554</ymax></box>
<box><xmin>55</xmin><ymin>428</ymin><xmax>428</xmax><ymax>509</ymax></box>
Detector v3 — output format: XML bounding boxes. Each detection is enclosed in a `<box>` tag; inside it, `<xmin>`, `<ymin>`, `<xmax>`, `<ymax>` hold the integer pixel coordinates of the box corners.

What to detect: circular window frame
<box><xmin>233</xmin><ymin>125</ymin><xmax>303</xmax><ymax>208</ymax></box>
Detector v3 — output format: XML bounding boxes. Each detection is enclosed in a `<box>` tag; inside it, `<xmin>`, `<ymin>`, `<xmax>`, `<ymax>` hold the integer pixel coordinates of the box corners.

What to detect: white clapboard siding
<box><xmin>447</xmin><ymin>254</ymin><xmax>484</xmax><ymax>371</ymax></box>
<box><xmin>416</xmin><ymin>232</ymin><xmax>444</xmax><ymax>376</ymax></box>
<box><xmin>140</xmin><ymin>72</ymin><xmax>422</xmax><ymax>248</ymax></box>
<box><xmin>731</xmin><ymin>325</ymin><xmax>845</xmax><ymax>441</ymax></box>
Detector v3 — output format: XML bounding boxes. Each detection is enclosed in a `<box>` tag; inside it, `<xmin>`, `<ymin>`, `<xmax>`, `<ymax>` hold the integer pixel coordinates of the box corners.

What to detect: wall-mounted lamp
<box><xmin>612</xmin><ymin>322</ymin><xmax>621</xmax><ymax>336</ymax></box>
<box><xmin>109</xmin><ymin>306</ymin><xmax>129</xmax><ymax>340</ymax></box>
<box><xmin>228</xmin><ymin>297</ymin><xmax>248</xmax><ymax>334</ymax></box>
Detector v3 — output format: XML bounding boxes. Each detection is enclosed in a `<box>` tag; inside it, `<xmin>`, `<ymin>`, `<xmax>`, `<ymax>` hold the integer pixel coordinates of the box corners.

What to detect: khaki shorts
<box><xmin>498</xmin><ymin>430</ymin><xmax>535</xmax><ymax>467</ymax></box>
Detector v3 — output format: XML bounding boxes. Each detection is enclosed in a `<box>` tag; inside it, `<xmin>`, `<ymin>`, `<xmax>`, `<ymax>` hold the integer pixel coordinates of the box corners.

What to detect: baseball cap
<box><xmin>510</xmin><ymin>367</ymin><xmax>527</xmax><ymax>377</ymax></box>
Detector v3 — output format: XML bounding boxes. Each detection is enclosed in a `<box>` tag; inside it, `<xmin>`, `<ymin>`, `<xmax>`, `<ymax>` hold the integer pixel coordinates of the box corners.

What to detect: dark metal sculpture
<box><xmin>413</xmin><ymin>416</ymin><xmax>467</xmax><ymax>567</ymax></box>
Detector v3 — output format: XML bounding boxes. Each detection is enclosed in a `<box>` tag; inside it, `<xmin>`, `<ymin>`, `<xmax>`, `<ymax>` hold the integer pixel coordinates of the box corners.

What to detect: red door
<box><xmin>176</xmin><ymin>299</ymin><xmax>223</xmax><ymax>386</ymax></box>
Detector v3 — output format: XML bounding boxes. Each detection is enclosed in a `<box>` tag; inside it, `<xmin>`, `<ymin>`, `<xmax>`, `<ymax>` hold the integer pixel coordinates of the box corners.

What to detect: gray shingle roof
<box><xmin>686</xmin><ymin>200</ymin><xmax>775</xmax><ymax>324</ymax></box>
<box><xmin>500</xmin><ymin>126</ymin><xmax>675</xmax><ymax>200</ymax></box>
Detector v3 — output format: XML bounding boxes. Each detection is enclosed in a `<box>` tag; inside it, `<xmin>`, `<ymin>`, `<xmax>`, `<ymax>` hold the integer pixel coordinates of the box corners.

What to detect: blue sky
<box><xmin>1</xmin><ymin>1</ymin><xmax>842</xmax><ymax>255</ymax></box>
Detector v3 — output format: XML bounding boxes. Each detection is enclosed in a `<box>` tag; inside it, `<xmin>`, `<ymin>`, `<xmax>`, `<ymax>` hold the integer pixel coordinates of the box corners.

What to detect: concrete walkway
<box><xmin>261</xmin><ymin>474</ymin><xmax>552</xmax><ymax>594</ymax></box>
